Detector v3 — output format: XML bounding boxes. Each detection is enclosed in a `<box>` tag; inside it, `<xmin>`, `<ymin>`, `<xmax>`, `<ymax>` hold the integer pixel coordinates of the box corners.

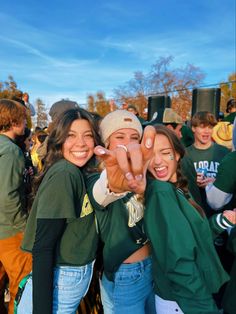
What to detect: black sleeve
<box><xmin>32</xmin><ymin>218</ymin><xmax>65</xmax><ymax>314</ymax></box>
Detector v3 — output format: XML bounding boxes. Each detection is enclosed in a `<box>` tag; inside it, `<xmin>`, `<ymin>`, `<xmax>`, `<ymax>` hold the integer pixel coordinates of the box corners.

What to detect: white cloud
<box><xmin>0</xmin><ymin>2</ymin><xmax>235</xmax><ymax>106</ymax></box>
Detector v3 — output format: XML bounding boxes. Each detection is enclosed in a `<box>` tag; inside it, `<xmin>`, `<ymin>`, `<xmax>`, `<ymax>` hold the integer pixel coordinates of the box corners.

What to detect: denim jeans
<box><xmin>16</xmin><ymin>273</ymin><xmax>32</xmax><ymax>314</ymax></box>
<box><xmin>17</xmin><ymin>260</ymin><xmax>94</xmax><ymax>314</ymax></box>
<box><xmin>100</xmin><ymin>256</ymin><xmax>155</xmax><ymax>314</ymax></box>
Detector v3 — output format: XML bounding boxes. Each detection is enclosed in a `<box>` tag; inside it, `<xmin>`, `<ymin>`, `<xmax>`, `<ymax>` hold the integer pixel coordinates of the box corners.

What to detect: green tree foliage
<box><xmin>36</xmin><ymin>98</ymin><xmax>48</xmax><ymax>128</ymax></box>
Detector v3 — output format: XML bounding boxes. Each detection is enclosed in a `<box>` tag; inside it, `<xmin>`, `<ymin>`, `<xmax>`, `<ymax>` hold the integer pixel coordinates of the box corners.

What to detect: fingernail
<box><xmin>135</xmin><ymin>174</ymin><xmax>143</xmax><ymax>181</ymax></box>
<box><xmin>125</xmin><ymin>172</ymin><xmax>134</xmax><ymax>181</ymax></box>
<box><xmin>145</xmin><ymin>138</ymin><xmax>152</xmax><ymax>148</ymax></box>
<box><xmin>97</xmin><ymin>148</ymin><xmax>106</xmax><ymax>155</ymax></box>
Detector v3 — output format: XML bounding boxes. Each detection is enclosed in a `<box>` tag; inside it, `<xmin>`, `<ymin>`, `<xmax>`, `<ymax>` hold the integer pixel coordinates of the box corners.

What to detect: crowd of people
<box><xmin>0</xmin><ymin>95</ymin><xmax>236</xmax><ymax>314</ymax></box>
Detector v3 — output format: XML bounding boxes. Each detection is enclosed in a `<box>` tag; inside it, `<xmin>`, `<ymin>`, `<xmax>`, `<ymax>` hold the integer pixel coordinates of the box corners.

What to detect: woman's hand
<box><xmin>196</xmin><ymin>174</ymin><xmax>215</xmax><ymax>188</ymax></box>
<box><xmin>94</xmin><ymin>126</ymin><xmax>156</xmax><ymax>194</ymax></box>
<box><xmin>222</xmin><ymin>209</ymin><xmax>236</xmax><ymax>225</ymax></box>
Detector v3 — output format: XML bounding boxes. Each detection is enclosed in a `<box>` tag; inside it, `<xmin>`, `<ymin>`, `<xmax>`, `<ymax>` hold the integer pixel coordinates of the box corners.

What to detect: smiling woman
<box><xmin>62</xmin><ymin>119</ymin><xmax>95</xmax><ymax>167</ymax></box>
<box><xmin>144</xmin><ymin>125</ymin><xmax>230</xmax><ymax>313</ymax></box>
<box><xmin>148</xmin><ymin>132</ymin><xmax>180</xmax><ymax>183</ymax></box>
<box><xmin>16</xmin><ymin>108</ymin><xmax>102</xmax><ymax>314</ymax></box>
<box><xmin>84</xmin><ymin>110</ymin><xmax>156</xmax><ymax>314</ymax></box>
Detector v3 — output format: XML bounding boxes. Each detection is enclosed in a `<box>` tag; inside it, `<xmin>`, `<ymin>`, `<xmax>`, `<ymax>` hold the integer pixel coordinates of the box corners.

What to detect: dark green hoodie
<box><xmin>0</xmin><ymin>134</ymin><xmax>27</xmax><ymax>239</ymax></box>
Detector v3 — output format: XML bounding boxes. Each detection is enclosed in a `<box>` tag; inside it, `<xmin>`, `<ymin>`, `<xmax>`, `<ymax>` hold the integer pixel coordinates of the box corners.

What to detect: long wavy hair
<box><xmin>152</xmin><ymin>125</ymin><xmax>205</xmax><ymax>217</ymax></box>
<box><xmin>33</xmin><ymin>107</ymin><xmax>102</xmax><ymax>194</ymax></box>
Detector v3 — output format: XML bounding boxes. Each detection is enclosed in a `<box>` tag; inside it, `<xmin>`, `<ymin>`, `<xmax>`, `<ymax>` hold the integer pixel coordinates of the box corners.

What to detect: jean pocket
<box><xmin>115</xmin><ymin>269</ymin><xmax>142</xmax><ymax>286</ymax></box>
<box><xmin>53</xmin><ymin>267</ymin><xmax>84</xmax><ymax>290</ymax></box>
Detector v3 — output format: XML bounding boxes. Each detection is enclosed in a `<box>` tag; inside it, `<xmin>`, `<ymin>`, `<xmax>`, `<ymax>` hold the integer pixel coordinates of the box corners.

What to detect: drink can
<box><xmin>196</xmin><ymin>168</ymin><xmax>207</xmax><ymax>177</ymax></box>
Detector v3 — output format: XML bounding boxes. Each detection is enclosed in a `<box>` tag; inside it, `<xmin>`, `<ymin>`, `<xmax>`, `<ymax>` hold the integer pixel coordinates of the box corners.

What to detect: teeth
<box><xmin>72</xmin><ymin>152</ymin><xmax>87</xmax><ymax>157</ymax></box>
<box><xmin>155</xmin><ymin>166</ymin><xmax>165</xmax><ymax>171</ymax></box>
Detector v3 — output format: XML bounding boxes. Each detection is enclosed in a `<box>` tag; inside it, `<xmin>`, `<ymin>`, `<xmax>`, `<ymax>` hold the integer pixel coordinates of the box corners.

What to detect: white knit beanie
<box><xmin>100</xmin><ymin>110</ymin><xmax>143</xmax><ymax>147</ymax></box>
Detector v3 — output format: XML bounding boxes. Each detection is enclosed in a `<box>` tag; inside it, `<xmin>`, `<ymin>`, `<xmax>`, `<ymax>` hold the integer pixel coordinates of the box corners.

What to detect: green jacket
<box><xmin>223</xmin><ymin>112</ymin><xmax>236</xmax><ymax>124</ymax></box>
<box><xmin>144</xmin><ymin>178</ymin><xmax>229</xmax><ymax>313</ymax></box>
<box><xmin>181</xmin><ymin>124</ymin><xmax>194</xmax><ymax>147</ymax></box>
<box><xmin>0</xmin><ymin>134</ymin><xmax>27</xmax><ymax>239</ymax></box>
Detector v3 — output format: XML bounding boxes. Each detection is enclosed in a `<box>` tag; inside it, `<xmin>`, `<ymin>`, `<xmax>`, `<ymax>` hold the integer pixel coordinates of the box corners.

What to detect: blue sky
<box><xmin>0</xmin><ymin>0</ymin><xmax>235</xmax><ymax>109</ymax></box>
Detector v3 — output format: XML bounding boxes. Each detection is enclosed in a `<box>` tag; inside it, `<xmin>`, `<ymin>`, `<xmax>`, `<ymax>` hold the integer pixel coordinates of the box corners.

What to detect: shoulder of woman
<box><xmin>147</xmin><ymin>178</ymin><xmax>173</xmax><ymax>192</ymax></box>
<box><xmin>39</xmin><ymin>160</ymin><xmax>84</xmax><ymax>192</ymax></box>
<box><xmin>48</xmin><ymin>159</ymin><xmax>83</xmax><ymax>177</ymax></box>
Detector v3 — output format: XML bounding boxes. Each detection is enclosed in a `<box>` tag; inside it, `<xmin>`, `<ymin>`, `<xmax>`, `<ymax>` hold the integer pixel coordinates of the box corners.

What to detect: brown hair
<box><xmin>153</xmin><ymin>125</ymin><xmax>205</xmax><ymax>217</ymax></box>
<box><xmin>226</xmin><ymin>98</ymin><xmax>236</xmax><ymax>113</ymax></box>
<box><xmin>191</xmin><ymin>111</ymin><xmax>217</xmax><ymax>128</ymax></box>
<box><xmin>0</xmin><ymin>99</ymin><xmax>26</xmax><ymax>132</ymax></box>
<box><xmin>33</xmin><ymin>107</ymin><xmax>102</xmax><ymax>193</ymax></box>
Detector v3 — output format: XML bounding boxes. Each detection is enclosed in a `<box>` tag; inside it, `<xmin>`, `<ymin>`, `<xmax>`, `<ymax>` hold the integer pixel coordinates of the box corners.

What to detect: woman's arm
<box><xmin>32</xmin><ymin>218</ymin><xmax>65</xmax><ymax>314</ymax></box>
<box><xmin>93</xmin><ymin>125</ymin><xmax>156</xmax><ymax>195</ymax></box>
<box><xmin>92</xmin><ymin>169</ymin><xmax>128</xmax><ymax>206</ymax></box>
<box><xmin>206</xmin><ymin>184</ymin><xmax>233</xmax><ymax>209</ymax></box>
<box><xmin>209</xmin><ymin>210</ymin><xmax>236</xmax><ymax>237</ymax></box>
<box><xmin>145</xmin><ymin>181</ymin><xmax>221</xmax><ymax>312</ymax></box>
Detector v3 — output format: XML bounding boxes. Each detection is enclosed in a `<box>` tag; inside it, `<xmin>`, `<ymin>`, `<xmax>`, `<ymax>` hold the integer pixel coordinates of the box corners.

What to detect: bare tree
<box><xmin>113</xmin><ymin>56</ymin><xmax>205</xmax><ymax>119</ymax></box>
<box><xmin>148</xmin><ymin>56</ymin><xmax>176</xmax><ymax>96</ymax></box>
<box><xmin>36</xmin><ymin>98</ymin><xmax>48</xmax><ymax>128</ymax></box>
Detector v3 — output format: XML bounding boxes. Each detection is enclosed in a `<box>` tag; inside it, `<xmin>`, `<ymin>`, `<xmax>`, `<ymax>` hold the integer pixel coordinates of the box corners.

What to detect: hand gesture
<box><xmin>94</xmin><ymin>126</ymin><xmax>156</xmax><ymax>194</ymax></box>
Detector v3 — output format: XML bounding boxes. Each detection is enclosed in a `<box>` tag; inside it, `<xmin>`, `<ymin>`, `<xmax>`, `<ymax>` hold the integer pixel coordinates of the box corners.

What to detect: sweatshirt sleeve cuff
<box><xmin>92</xmin><ymin>169</ymin><xmax>128</xmax><ymax>207</ymax></box>
<box><xmin>215</xmin><ymin>213</ymin><xmax>235</xmax><ymax>230</ymax></box>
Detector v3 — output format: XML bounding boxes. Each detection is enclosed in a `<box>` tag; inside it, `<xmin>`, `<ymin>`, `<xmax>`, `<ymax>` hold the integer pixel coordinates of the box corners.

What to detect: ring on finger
<box><xmin>116</xmin><ymin>144</ymin><xmax>128</xmax><ymax>152</ymax></box>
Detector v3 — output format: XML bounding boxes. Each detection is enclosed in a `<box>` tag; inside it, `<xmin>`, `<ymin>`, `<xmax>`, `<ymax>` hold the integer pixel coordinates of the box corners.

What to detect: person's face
<box><xmin>62</xmin><ymin>119</ymin><xmax>94</xmax><ymax>167</ymax></box>
<box><xmin>24</xmin><ymin>135</ymin><xmax>33</xmax><ymax>151</ymax></box>
<box><xmin>143</xmin><ymin>108</ymin><xmax>148</xmax><ymax>120</ymax></box>
<box><xmin>23</xmin><ymin>94</ymin><xmax>29</xmax><ymax>102</ymax></box>
<box><xmin>108</xmin><ymin>128</ymin><xmax>140</xmax><ymax>149</ymax></box>
<box><xmin>13</xmin><ymin>119</ymin><xmax>26</xmax><ymax>136</ymax></box>
<box><xmin>122</xmin><ymin>103</ymin><xmax>128</xmax><ymax>110</ymax></box>
<box><xmin>192</xmin><ymin>124</ymin><xmax>213</xmax><ymax>146</ymax></box>
<box><xmin>127</xmin><ymin>108</ymin><xmax>137</xmax><ymax>115</ymax></box>
<box><xmin>148</xmin><ymin>133</ymin><xmax>180</xmax><ymax>183</ymax></box>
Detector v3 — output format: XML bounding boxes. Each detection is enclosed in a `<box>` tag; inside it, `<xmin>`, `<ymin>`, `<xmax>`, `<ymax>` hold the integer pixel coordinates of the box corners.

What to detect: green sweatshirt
<box><xmin>144</xmin><ymin>178</ymin><xmax>229</xmax><ymax>313</ymax></box>
<box><xmin>0</xmin><ymin>134</ymin><xmax>27</xmax><ymax>239</ymax></box>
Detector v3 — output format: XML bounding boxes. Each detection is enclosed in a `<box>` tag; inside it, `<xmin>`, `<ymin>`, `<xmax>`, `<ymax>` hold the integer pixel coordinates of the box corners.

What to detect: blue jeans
<box><xmin>17</xmin><ymin>261</ymin><xmax>94</xmax><ymax>314</ymax></box>
<box><xmin>100</xmin><ymin>256</ymin><xmax>155</xmax><ymax>314</ymax></box>
<box><xmin>16</xmin><ymin>273</ymin><xmax>32</xmax><ymax>314</ymax></box>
